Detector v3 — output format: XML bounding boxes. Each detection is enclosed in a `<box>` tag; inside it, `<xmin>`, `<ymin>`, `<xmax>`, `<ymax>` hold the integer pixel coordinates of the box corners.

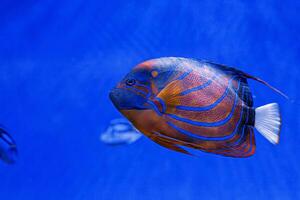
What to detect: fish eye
<box><xmin>126</xmin><ymin>79</ymin><xmax>136</xmax><ymax>86</ymax></box>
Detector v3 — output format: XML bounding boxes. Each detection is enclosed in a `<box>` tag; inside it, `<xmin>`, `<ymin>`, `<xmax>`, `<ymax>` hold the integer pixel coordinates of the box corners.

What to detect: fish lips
<box><xmin>109</xmin><ymin>88</ymin><xmax>149</xmax><ymax>110</ymax></box>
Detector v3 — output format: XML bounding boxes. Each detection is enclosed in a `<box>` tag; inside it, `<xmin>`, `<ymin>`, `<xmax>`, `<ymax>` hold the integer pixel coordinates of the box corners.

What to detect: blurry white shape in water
<box><xmin>100</xmin><ymin>118</ymin><xmax>142</xmax><ymax>145</ymax></box>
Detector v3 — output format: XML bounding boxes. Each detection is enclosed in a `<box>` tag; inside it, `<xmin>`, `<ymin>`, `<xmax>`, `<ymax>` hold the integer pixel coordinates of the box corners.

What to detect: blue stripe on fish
<box><xmin>232</xmin><ymin>117</ymin><xmax>247</xmax><ymax>145</ymax></box>
<box><xmin>166</xmin><ymin>83</ymin><xmax>245</xmax><ymax>141</ymax></box>
<box><xmin>147</xmin><ymin>100</ymin><xmax>163</xmax><ymax>116</ymax></box>
<box><xmin>155</xmin><ymin>97</ymin><xmax>166</xmax><ymax>113</ymax></box>
<box><xmin>179</xmin><ymin>75</ymin><xmax>217</xmax><ymax>96</ymax></box>
<box><xmin>232</xmin><ymin>101</ymin><xmax>249</xmax><ymax>146</ymax></box>
<box><xmin>233</xmin><ymin>127</ymin><xmax>253</xmax><ymax>157</ymax></box>
<box><xmin>176</xmin><ymin>76</ymin><xmax>237</xmax><ymax>111</ymax></box>
<box><xmin>166</xmin><ymin>79</ymin><xmax>241</xmax><ymax>127</ymax></box>
<box><xmin>212</xmin><ymin>125</ymin><xmax>246</xmax><ymax>154</ymax></box>
<box><xmin>176</xmin><ymin>69</ymin><xmax>192</xmax><ymax>80</ymax></box>
<box><xmin>206</xmin><ymin>125</ymin><xmax>253</xmax><ymax>156</ymax></box>
<box><xmin>231</xmin><ymin>83</ymin><xmax>250</xmax><ymax>146</ymax></box>
<box><xmin>135</xmin><ymin>82</ymin><xmax>152</xmax><ymax>98</ymax></box>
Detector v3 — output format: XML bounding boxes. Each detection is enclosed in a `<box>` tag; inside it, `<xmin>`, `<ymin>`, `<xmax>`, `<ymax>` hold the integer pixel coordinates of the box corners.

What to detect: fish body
<box><xmin>110</xmin><ymin>57</ymin><xmax>282</xmax><ymax>157</ymax></box>
<box><xmin>0</xmin><ymin>127</ymin><xmax>17</xmax><ymax>164</ymax></box>
<box><xmin>100</xmin><ymin>118</ymin><xmax>142</xmax><ymax>145</ymax></box>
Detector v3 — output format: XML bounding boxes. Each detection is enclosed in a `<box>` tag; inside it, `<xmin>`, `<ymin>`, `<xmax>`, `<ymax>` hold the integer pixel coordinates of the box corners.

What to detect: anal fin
<box><xmin>149</xmin><ymin>132</ymin><xmax>192</xmax><ymax>155</ymax></box>
<box><xmin>209</xmin><ymin>126</ymin><xmax>256</xmax><ymax>158</ymax></box>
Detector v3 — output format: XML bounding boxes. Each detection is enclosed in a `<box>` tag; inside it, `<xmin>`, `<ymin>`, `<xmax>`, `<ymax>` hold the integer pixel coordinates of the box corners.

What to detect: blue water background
<box><xmin>0</xmin><ymin>1</ymin><xmax>299</xmax><ymax>199</ymax></box>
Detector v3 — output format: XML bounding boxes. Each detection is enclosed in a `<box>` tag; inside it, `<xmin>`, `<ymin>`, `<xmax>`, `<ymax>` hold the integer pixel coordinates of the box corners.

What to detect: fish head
<box><xmin>109</xmin><ymin>58</ymin><xmax>186</xmax><ymax>134</ymax></box>
<box><xmin>109</xmin><ymin>59</ymin><xmax>166</xmax><ymax>128</ymax></box>
<box><xmin>110</xmin><ymin>58</ymin><xmax>170</xmax><ymax>108</ymax></box>
<box><xmin>110</xmin><ymin>69</ymin><xmax>152</xmax><ymax>111</ymax></box>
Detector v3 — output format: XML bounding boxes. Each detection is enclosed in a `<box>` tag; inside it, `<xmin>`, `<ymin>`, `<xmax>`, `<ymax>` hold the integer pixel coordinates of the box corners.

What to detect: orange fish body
<box><xmin>110</xmin><ymin>57</ymin><xmax>283</xmax><ymax>157</ymax></box>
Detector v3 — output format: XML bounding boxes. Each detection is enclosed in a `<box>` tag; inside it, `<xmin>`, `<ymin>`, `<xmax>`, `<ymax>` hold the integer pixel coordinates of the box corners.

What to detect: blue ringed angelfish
<box><xmin>109</xmin><ymin>57</ymin><xmax>287</xmax><ymax>157</ymax></box>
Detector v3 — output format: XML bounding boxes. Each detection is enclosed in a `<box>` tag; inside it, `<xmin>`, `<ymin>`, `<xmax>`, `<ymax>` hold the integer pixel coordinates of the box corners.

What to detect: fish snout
<box><xmin>109</xmin><ymin>88</ymin><xmax>124</xmax><ymax>110</ymax></box>
<box><xmin>109</xmin><ymin>87</ymin><xmax>149</xmax><ymax>110</ymax></box>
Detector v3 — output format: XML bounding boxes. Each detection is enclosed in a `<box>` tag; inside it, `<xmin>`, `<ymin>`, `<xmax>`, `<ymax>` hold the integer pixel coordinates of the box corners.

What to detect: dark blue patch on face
<box><xmin>109</xmin><ymin>88</ymin><xmax>149</xmax><ymax>110</ymax></box>
<box><xmin>124</xmin><ymin>69</ymin><xmax>151</xmax><ymax>83</ymax></box>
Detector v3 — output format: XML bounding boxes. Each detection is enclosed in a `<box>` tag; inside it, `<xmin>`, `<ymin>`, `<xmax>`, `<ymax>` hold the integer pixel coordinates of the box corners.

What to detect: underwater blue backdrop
<box><xmin>0</xmin><ymin>0</ymin><xmax>299</xmax><ymax>199</ymax></box>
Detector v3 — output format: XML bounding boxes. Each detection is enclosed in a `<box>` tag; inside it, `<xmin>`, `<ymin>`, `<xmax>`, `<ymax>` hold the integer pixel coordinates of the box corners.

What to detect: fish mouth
<box><xmin>109</xmin><ymin>88</ymin><xmax>150</xmax><ymax>110</ymax></box>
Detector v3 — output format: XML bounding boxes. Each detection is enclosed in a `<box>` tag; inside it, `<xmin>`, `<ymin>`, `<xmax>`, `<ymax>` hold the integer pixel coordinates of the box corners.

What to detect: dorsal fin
<box><xmin>241</xmin><ymin>72</ymin><xmax>289</xmax><ymax>99</ymax></box>
<box><xmin>203</xmin><ymin>60</ymin><xmax>289</xmax><ymax>99</ymax></box>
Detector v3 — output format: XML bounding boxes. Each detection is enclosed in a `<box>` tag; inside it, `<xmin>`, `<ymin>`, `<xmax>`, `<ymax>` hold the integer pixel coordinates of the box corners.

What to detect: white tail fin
<box><xmin>255</xmin><ymin>103</ymin><xmax>281</xmax><ymax>144</ymax></box>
